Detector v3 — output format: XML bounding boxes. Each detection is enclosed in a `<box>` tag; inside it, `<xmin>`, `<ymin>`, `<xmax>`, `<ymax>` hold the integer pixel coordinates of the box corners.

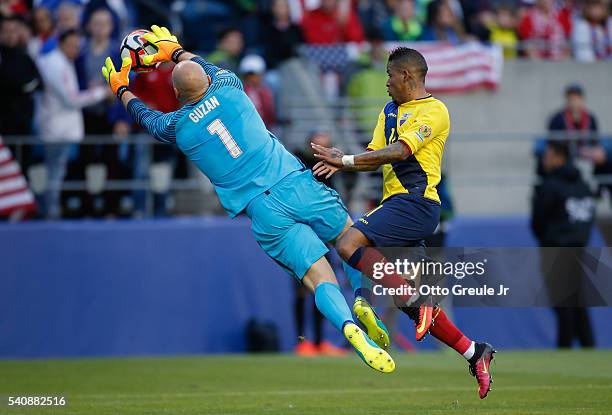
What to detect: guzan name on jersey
<box><xmin>188</xmin><ymin>96</ymin><xmax>221</xmax><ymax>123</ymax></box>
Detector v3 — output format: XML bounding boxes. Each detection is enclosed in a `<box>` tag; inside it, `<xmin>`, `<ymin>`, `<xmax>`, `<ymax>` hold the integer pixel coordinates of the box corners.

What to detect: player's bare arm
<box><xmin>311</xmin><ymin>141</ymin><xmax>411</xmax><ymax>179</ymax></box>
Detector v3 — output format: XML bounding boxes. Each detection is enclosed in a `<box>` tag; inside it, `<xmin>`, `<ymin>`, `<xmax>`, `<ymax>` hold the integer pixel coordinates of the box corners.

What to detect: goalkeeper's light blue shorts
<box><xmin>245</xmin><ymin>169</ymin><xmax>348</xmax><ymax>279</ymax></box>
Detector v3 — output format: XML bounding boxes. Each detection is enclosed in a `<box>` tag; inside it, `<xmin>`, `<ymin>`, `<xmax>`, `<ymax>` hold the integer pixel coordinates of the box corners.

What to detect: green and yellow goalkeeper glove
<box><xmin>142</xmin><ymin>25</ymin><xmax>185</xmax><ymax>65</ymax></box>
<box><xmin>101</xmin><ymin>56</ymin><xmax>131</xmax><ymax>99</ymax></box>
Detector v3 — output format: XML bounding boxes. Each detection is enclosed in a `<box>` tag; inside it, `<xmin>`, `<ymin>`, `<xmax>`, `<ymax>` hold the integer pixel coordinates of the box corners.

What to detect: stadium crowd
<box><xmin>0</xmin><ymin>0</ymin><xmax>610</xmax><ymax>219</ymax></box>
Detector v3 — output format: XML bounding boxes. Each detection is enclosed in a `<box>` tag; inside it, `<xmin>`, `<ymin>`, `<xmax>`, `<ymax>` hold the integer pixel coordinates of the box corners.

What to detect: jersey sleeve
<box><xmin>127</xmin><ymin>98</ymin><xmax>178</xmax><ymax>144</ymax></box>
<box><xmin>398</xmin><ymin>104</ymin><xmax>449</xmax><ymax>154</ymax></box>
<box><xmin>191</xmin><ymin>56</ymin><xmax>243</xmax><ymax>92</ymax></box>
<box><xmin>367</xmin><ymin>110</ymin><xmax>386</xmax><ymax>151</ymax></box>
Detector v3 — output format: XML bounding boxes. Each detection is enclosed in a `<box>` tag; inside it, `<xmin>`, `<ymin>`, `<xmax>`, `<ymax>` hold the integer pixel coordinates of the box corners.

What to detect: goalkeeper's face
<box><xmin>172</xmin><ymin>61</ymin><xmax>212</xmax><ymax>105</ymax></box>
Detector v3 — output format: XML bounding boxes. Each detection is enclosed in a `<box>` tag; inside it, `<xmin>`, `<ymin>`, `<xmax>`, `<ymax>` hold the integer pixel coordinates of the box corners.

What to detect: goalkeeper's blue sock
<box><xmin>343</xmin><ymin>262</ymin><xmax>373</xmax><ymax>300</ymax></box>
<box><xmin>314</xmin><ymin>282</ymin><xmax>353</xmax><ymax>332</ymax></box>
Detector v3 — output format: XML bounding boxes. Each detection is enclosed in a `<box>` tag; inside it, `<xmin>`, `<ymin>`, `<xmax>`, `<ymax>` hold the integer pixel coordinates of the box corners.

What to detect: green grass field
<box><xmin>1</xmin><ymin>350</ymin><xmax>611</xmax><ymax>415</ymax></box>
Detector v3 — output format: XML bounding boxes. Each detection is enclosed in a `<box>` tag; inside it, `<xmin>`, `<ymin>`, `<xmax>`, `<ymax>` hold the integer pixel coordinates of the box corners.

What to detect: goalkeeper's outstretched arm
<box><xmin>102</xmin><ymin>25</ymin><xmax>240</xmax><ymax>143</ymax></box>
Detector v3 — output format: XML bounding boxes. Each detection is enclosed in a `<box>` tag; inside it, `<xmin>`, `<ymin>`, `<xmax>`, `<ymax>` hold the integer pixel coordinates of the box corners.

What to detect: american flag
<box><xmin>407</xmin><ymin>42</ymin><xmax>504</xmax><ymax>94</ymax></box>
<box><xmin>300</xmin><ymin>41</ymin><xmax>504</xmax><ymax>94</ymax></box>
<box><xmin>0</xmin><ymin>138</ymin><xmax>36</xmax><ymax>218</ymax></box>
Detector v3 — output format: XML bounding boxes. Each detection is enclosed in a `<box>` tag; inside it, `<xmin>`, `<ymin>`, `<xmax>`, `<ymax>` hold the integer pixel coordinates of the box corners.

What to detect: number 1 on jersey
<box><xmin>207</xmin><ymin>119</ymin><xmax>243</xmax><ymax>158</ymax></box>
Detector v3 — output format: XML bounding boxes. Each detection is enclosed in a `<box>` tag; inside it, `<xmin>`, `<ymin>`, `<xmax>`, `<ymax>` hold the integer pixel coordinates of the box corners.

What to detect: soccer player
<box><xmin>311</xmin><ymin>47</ymin><xmax>496</xmax><ymax>399</ymax></box>
<box><xmin>101</xmin><ymin>26</ymin><xmax>393</xmax><ymax>373</ymax></box>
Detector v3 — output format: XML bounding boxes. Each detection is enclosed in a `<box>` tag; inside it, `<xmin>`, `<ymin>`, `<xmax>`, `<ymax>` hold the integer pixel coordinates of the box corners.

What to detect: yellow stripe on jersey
<box><xmin>367</xmin><ymin>96</ymin><xmax>449</xmax><ymax>204</ymax></box>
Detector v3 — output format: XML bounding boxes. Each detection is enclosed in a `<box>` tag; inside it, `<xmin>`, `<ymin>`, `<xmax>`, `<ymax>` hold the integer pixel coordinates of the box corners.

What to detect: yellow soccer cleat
<box><xmin>353</xmin><ymin>297</ymin><xmax>391</xmax><ymax>350</ymax></box>
<box><xmin>343</xmin><ymin>322</ymin><xmax>395</xmax><ymax>373</ymax></box>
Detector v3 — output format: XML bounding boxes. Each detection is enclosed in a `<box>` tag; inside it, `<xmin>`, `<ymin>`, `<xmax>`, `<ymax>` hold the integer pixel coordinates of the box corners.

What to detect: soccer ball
<box><xmin>120</xmin><ymin>29</ymin><xmax>158</xmax><ymax>73</ymax></box>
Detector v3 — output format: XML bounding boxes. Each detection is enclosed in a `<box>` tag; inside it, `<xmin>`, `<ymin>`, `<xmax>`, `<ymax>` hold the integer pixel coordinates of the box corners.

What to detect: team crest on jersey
<box><xmin>416</xmin><ymin>125</ymin><xmax>432</xmax><ymax>141</ymax></box>
<box><xmin>400</xmin><ymin>113</ymin><xmax>412</xmax><ymax>126</ymax></box>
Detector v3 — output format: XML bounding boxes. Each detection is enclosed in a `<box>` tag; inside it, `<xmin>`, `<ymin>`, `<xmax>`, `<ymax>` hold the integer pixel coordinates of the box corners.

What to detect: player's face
<box><xmin>386</xmin><ymin>63</ymin><xmax>404</xmax><ymax>102</ymax></box>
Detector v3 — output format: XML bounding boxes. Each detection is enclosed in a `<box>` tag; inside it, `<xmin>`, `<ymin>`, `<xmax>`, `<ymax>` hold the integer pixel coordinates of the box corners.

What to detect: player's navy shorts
<box><xmin>246</xmin><ymin>169</ymin><xmax>349</xmax><ymax>279</ymax></box>
<box><xmin>352</xmin><ymin>193</ymin><xmax>440</xmax><ymax>247</ymax></box>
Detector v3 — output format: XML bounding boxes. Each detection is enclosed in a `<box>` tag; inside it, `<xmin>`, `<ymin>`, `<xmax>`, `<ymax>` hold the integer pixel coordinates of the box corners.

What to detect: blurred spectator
<box><xmin>56</xmin><ymin>1</ymin><xmax>80</xmax><ymax>30</ymax></box>
<box><xmin>82</xmin><ymin>8</ymin><xmax>122</xmax><ymax>134</ymax></box>
<box><xmin>357</xmin><ymin>0</ymin><xmax>392</xmax><ymax>33</ymax></box>
<box><xmin>240</xmin><ymin>55</ymin><xmax>276</xmax><ymax>129</ymax></box>
<box><xmin>420</xmin><ymin>0</ymin><xmax>469</xmax><ymax>43</ymax></box>
<box><xmin>37</xmin><ymin>1</ymin><xmax>82</xmax><ymax>55</ymax></box>
<box><xmin>36</xmin><ymin>29</ymin><xmax>107</xmax><ymax>219</ymax></box>
<box><xmin>486</xmin><ymin>5</ymin><xmax>519</xmax><ymax>59</ymax></box>
<box><xmin>0</xmin><ymin>0</ymin><xmax>28</xmax><ymax>17</ymax></box>
<box><xmin>208</xmin><ymin>27</ymin><xmax>244</xmax><ymax>73</ymax></box>
<box><xmin>380</xmin><ymin>0</ymin><xmax>423</xmax><ymax>41</ymax></box>
<box><xmin>259</xmin><ymin>0</ymin><xmax>303</xmax><ymax>69</ymax></box>
<box><xmin>558</xmin><ymin>83</ymin><xmax>612</xmax><ymax>196</ymax></box>
<box><xmin>82</xmin><ymin>0</ymin><xmax>130</xmax><ymax>40</ymax></box>
<box><xmin>80</xmin><ymin>7</ymin><xmax>129</xmax><ymax>216</ymax></box>
<box><xmin>301</xmin><ymin>0</ymin><xmax>365</xmax><ymax>44</ymax></box>
<box><xmin>29</xmin><ymin>7</ymin><xmax>55</xmax><ymax>56</ymax></box>
<box><xmin>0</xmin><ymin>16</ymin><xmax>43</xmax><ymax>136</ymax></box>
<box><xmin>537</xmin><ymin>84</ymin><xmax>610</xmax><ymax>186</ymax></box>
<box><xmin>460</xmin><ymin>0</ymin><xmax>492</xmax><ymax>39</ymax></box>
<box><xmin>572</xmin><ymin>0</ymin><xmax>612</xmax><ymax>62</ymax></box>
<box><xmin>531</xmin><ymin>140</ymin><xmax>595</xmax><ymax>349</ymax></box>
<box><xmin>345</xmin><ymin>30</ymin><xmax>388</xmax><ymax>134</ymax></box>
<box><xmin>548</xmin><ymin>84</ymin><xmax>598</xmax><ymax>142</ymax></box>
<box><xmin>518</xmin><ymin>0</ymin><xmax>569</xmax><ymax>59</ymax></box>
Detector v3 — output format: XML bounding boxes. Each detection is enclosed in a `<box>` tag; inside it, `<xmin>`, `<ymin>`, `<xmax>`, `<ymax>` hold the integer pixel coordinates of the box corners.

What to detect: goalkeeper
<box><xmin>101</xmin><ymin>26</ymin><xmax>395</xmax><ymax>373</ymax></box>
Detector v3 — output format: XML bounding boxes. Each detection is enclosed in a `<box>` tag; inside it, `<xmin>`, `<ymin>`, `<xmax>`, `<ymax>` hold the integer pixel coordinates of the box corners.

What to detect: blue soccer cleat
<box><xmin>343</xmin><ymin>322</ymin><xmax>395</xmax><ymax>373</ymax></box>
<box><xmin>353</xmin><ymin>297</ymin><xmax>391</xmax><ymax>350</ymax></box>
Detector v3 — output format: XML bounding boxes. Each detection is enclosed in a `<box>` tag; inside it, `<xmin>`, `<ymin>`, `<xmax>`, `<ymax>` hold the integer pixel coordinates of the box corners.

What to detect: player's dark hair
<box><xmin>59</xmin><ymin>28</ymin><xmax>81</xmax><ymax>43</ymax></box>
<box><xmin>547</xmin><ymin>140</ymin><xmax>570</xmax><ymax>161</ymax></box>
<box><xmin>388</xmin><ymin>47</ymin><xmax>428</xmax><ymax>82</ymax></box>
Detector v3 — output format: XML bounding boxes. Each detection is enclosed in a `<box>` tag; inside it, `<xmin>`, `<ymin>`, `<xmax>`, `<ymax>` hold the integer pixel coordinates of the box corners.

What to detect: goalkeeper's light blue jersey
<box><xmin>127</xmin><ymin>57</ymin><xmax>303</xmax><ymax>217</ymax></box>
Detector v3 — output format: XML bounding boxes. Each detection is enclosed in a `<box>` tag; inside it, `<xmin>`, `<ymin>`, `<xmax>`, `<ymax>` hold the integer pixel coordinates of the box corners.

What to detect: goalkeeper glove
<box><xmin>142</xmin><ymin>25</ymin><xmax>185</xmax><ymax>65</ymax></box>
<box><xmin>101</xmin><ymin>56</ymin><xmax>131</xmax><ymax>99</ymax></box>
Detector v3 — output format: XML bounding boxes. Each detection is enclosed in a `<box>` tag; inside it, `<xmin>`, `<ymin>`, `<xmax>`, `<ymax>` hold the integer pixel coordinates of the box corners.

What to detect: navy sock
<box><xmin>347</xmin><ymin>247</ymin><xmax>364</xmax><ymax>269</ymax></box>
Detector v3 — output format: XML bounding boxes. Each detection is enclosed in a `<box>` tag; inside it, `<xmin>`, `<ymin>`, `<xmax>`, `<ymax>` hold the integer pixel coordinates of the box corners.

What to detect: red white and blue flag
<box><xmin>0</xmin><ymin>138</ymin><xmax>36</xmax><ymax>218</ymax></box>
<box><xmin>300</xmin><ymin>41</ymin><xmax>504</xmax><ymax>94</ymax></box>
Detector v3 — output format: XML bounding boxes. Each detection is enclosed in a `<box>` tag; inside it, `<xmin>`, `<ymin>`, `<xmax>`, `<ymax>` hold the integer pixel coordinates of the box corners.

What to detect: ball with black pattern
<box><xmin>120</xmin><ymin>29</ymin><xmax>159</xmax><ymax>73</ymax></box>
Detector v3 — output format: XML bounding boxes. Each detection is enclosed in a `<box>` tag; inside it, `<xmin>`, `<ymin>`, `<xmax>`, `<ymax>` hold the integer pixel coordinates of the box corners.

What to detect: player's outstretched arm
<box><xmin>101</xmin><ymin>57</ymin><xmax>176</xmax><ymax>144</ymax></box>
<box><xmin>311</xmin><ymin>142</ymin><xmax>411</xmax><ymax>178</ymax></box>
